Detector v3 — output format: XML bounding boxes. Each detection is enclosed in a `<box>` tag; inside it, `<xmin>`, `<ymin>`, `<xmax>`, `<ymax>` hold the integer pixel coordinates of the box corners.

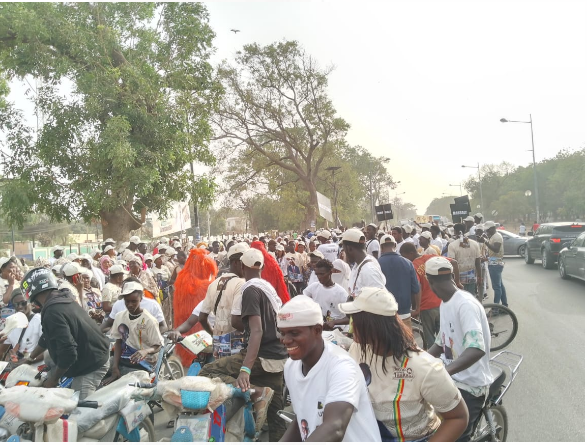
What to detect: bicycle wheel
<box><xmin>159</xmin><ymin>356</ymin><xmax>185</xmax><ymax>381</ymax></box>
<box><xmin>472</xmin><ymin>405</ymin><xmax>508</xmax><ymax>442</ymax></box>
<box><xmin>412</xmin><ymin>326</ymin><xmax>427</xmax><ymax>350</ymax></box>
<box><xmin>483</xmin><ymin>304</ymin><xmax>518</xmax><ymax>351</ymax></box>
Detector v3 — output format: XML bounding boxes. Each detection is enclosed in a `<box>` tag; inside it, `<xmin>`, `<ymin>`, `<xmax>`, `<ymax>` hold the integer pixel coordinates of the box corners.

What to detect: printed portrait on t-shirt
<box><xmin>300</xmin><ymin>419</ymin><xmax>309</xmax><ymax>441</ymax></box>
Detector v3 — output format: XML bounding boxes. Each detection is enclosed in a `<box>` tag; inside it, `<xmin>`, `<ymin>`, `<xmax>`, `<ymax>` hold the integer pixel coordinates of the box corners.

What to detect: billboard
<box><xmin>316</xmin><ymin>192</ymin><xmax>333</xmax><ymax>223</ymax></box>
<box><xmin>151</xmin><ymin>201</ymin><xmax>192</xmax><ymax>237</ymax></box>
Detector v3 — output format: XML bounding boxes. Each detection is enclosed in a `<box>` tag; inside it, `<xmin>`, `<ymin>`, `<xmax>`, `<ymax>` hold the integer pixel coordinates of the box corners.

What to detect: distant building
<box><xmin>226</xmin><ymin>217</ymin><xmax>247</xmax><ymax>233</ymax></box>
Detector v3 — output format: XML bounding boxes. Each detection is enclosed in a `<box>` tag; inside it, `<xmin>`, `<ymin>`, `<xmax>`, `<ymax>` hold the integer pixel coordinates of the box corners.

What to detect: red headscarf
<box><xmin>251</xmin><ymin>241</ymin><xmax>290</xmax><ymax>304</ymax></box>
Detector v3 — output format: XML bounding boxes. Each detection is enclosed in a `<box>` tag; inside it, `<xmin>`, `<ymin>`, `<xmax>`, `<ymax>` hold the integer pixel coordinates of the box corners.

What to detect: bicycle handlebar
<box><xmin>129</xmin><ymin>382</ymin><xmax>157</xmax><ymax>389</ymax></box>
<box><xmin>77</xmin><ymin>400</ymin><xmax>99</xmax><ymax>409</ymax></box>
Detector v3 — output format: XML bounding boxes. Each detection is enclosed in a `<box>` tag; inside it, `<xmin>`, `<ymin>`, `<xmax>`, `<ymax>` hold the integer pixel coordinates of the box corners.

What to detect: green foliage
<box><xmin>0</xmin><ymin>2</ymin><xmax>220</xmax><ymax>236</ymax></box>
<box><xmin>425</xmin><ymin>196</ymin><xmax>459</xmax><ymax>218</ymax></box>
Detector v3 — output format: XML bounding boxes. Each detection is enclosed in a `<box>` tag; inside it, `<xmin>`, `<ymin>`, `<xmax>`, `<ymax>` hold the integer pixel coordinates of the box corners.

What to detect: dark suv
<box><xmin>525</xmin><ymin>222</ymin><xmax>586</xmax><ymax>269</ymax></box>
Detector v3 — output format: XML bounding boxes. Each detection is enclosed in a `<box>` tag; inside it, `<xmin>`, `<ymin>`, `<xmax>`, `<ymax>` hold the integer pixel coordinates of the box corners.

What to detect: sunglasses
<box><xmin>14</xmin><ymin>301</ymin><xmax>28</xmax><ymax>308</ymax></box>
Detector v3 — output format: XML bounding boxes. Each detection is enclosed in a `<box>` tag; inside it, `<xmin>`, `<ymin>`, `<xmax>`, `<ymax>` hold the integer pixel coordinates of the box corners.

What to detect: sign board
<box><xmin>316</xmin><ymin>192</ymin><xmax>333</xmax><ymax>223</ymax></box>
<box><xmin>450</xmin><ymin>204</ymin><xmax>469</xmax><ymax>223</ymax></box>
<box><xmin>151</xmin><ymin>201</ymin><xmax>192</xmax><ymax>237</ymax></box>
<box><xmin>415</xmin><ymin>215</ymin><xmax>429</xmax><ymax>224</ymax></box>
<box><xmin>454</xmin><ymin>195</ymin><xmax>471</xmax><ymax>212</ymax></box>
<box><xmin>375</xmin><ymin>204</ymin><xmax>393</xmax><ymax>222</ymax></box>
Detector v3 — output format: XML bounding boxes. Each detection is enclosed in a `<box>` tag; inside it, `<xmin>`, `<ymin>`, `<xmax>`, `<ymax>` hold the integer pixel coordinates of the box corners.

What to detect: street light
<box><xmin>500</xmin><ymin>115</ymin><xmax>540</xmax><ymax>222</ymax></box>
<box><xmin>325</xmin><ymin>166</ymin><xmax>341</xmax><ymax>226</ymax></box>
<box><xmin>449</xmin><ymin>183</ymin><xmax>463</xmax><ymax>196</ymax></box>
<box><xmin>462</xmin><ymin>163</ymin><xmax>484</xmax><ymax>216</ymax></box>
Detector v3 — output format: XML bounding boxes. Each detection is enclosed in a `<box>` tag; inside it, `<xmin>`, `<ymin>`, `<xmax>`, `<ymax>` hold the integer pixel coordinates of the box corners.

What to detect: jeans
<box><xmin>488</xmin><ymin>264</ymin><xmax>508</xmax><ymax>306</ymax></box>
<box><xmin>457</xmin><ymin>388</ymin><xmax>486</xmax><ymax>441</ymax></box>
<box><xmin>199</xmin><ymin>351</ymin><xmax>285</xmax><ymax>441</ymax></box>
<box><xmin>419</xmin><ymin>307</ymin><xmax>440</xmax><ymax>349</ymax></box>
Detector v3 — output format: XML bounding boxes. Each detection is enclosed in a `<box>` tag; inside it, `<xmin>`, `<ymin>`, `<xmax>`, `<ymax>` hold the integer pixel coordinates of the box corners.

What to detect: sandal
<box><xmin>252</xmin><ymin>387</ymin><xmax>275</xmax><ymax>432</ymax></box>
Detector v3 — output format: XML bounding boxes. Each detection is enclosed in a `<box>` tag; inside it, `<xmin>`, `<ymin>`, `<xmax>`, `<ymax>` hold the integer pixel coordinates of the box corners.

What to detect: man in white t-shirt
<box><xmin>101</xmin><ymin>279</ymin><xmax>167</xmax><ymax>334</ymax></box>
<box><xmin>402</xmin><ymin>224</ymin><xmax>415</xmax><ymax>245</ymax></box>
<box><xmin>316</xmin><ymin>230</ymin><xmax>339</xmax><ymax>263</ymax></box>
<box><xmin>365</xmin><ymin>224</ymin><xmax>380</xmax><ymax>259</ymax></box>
<box><xmin>425</xmin><ymin>256</ymin><xmax>493</xmax><ymax>442</ymax></box>
<box><xmin>303</xmin><ymin>259</ymin><xmax>348</xmax><ymax>330</ymax></box>
<box><xmin>342</xmin><ymin>229</ymin><xmax>386</xmax><ymax>298</ymax></box>
<box><xmin>277</xmin><ymin>296</ymin><xmax>381</xmax><ymax>442</ymax></box>
<box><xmin>306</xmin><ymin>250</ymin><xmax>324</xmax><ymax>286</ymax></box>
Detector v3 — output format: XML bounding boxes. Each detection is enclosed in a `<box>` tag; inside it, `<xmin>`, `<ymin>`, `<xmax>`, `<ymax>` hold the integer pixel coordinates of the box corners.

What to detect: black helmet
<box><xmin>21</xmin><ymin>267</ymin><xmax>58</xmax><ymax>303</ymax></box>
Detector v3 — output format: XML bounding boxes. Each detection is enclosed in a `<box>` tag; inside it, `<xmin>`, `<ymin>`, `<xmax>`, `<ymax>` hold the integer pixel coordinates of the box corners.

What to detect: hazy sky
<box><xmin>6</xmin><ymin>1</ymin><xmax>586</xmax><ymax>216</ymax></box>
<box><xmin>205</xmin><ymin>0</ymin><xmax>586</xmax><ymax>213</ymax></box>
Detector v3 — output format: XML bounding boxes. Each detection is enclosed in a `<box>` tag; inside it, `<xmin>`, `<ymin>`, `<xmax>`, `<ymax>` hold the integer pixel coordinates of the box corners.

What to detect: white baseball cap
<box><xmin>120</xmin><ymin>281</ymin><xmax>144</xmax><ymax>296</ymax></box>
<box><xmin>380</xmin><ymin>234</ymin><xmax>396</xmax><ymax>245</ymax></box>
<box><xmin>62</xmin><ymin>262</ymin><xmax>82</xmax><ymax>277</ymax></box>
<box><xmin>160</xmin><ymin>237</ymin><xmax>169</xmax><ymax>243</ymax></box>
<box><xmin>51</xmin><ymin>245</ymin><xmax>64</xmax><ymax>254</ymax></box>
<box><xmin>474</xmin><ymin>213</ymin><xmax>484</xmax><ymax>219</ymax></box>
<box><xmin>339</xmin><ymin>287</ymin><xmax>398</xmax><ymax>317</ymax></box>
<box><xmin>130</xmin><ymin>236</ymin><xmax>141</xmax><ymax>244</ymax></box>
<box><xmin>166</xmin><ymin>248</ymin><xmax>177</xmax><ymax>256</ymax></box>
<box><xmin>152</xmin><ymin>254</ymin><xmax>163</xmax><ymax>261</ymax></box>
<box><xmin>425</xmin><ymin>257</ymin><xmax>453</xmax><ymax>276</ymax></box>
<box><xmin>483</xmin><ymin>221</ymin><xmax>496</xmax><ymax>230</ymax></box>
<box><xmin>119</xmin><ymin>242</ymin><xmax>130</xmax><ymax>250</ymax></box>
<box><xmin>419</xmin><ymin>231</ymin><xmax>433</xmax><ymax>240</ymax></box>
<box><xmin>318</xmin><ymin>230</ymin><xmax>331</xmax><ymax>239</ymax></box>
<box><xmin>309</xmin><ymin>250</ymin><xmax>324</xmax><ymax>259</ymax></box>
<box><xmin>367</xmin><ymin>223</ymin><xmax>378</xmax><ymax>229</ymax></box>
<box><xmin>276</xmin><ymin>244</ymin><xmax>285</xmax><ymax>252</ymax></box>
<box><xmin>103</xmin><ymin>245</ymin><xmax>115</xmax><ymax>254</ymax></box>
<box><xmin>464</xmin><ymin>216</ymin><xmax>475</xmax><ymax>222</ymax></box>
<box><xmin>241</xmin><ymin>249</ymin><xmax>264</xmax><ymax>269</ymax></box>
<box><xmin>109</xmin><ymin>264</ymin><xmax>125</xmax><ymax>275</ymax></box>
<box><xmin>104</xmin><ymin>238</ymin><xmax>115</xmax><ymax>243</ymax></box>
<box><xmin>173</xmin><ymin>241</ymin><xmax>182</xmax><ymax>248</ymax></box>
<box><xmin>0</xmin><ymin>257</ymin><xmax>12</xmax><ymax>269</ymax></box>
<box><xmin>402</xmin><ymin>224</ymin><xmax>413</xmax><ymax>233</ymax></box>
<box><xmin>277</xmin><ymin>295</ymin><xmax>323</xmax><ymax>328</ymax></box>
<box><xmin>227</xmin><ymin>243</ymin><xmax>249</xmax><ymax>259</ymax></box>
<box><xmin>341</xmin><ymin>228</ymin><xmax>366</xmax><ymax>244</ymax></box>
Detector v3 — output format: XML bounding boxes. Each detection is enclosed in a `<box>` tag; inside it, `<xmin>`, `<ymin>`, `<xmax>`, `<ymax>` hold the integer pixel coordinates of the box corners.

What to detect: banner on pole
<box><xmin>316</xmin><ymin>192</ymin><xmax>333</xmax><ymax>223</ymax></box>
<box><xmin>151</xmin><ymin>201</ymin><xmax>192</xmax><ymax>237</ymax></box>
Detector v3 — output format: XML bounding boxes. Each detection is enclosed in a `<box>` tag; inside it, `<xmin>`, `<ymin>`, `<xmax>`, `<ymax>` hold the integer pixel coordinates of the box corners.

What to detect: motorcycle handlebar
<box><xmin>77</xmin><ymin>401</ymin><xmax>99</xmax><ymax>409</ymax></box>
<box><xmin>129</xmin><ymin>382</ymin><xmax>157</xmax><ymax>389</ymax></box>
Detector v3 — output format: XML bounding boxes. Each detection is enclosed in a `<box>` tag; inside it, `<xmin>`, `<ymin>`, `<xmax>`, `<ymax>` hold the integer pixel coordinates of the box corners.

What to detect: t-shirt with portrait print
<box><xmin>111</xmin><ymin>309</ymin><xmax>163</xmax><ymax>370</ymax></box>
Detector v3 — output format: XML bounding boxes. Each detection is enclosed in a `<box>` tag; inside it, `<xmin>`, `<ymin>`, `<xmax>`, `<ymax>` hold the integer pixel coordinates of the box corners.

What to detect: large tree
<box><xmin>212</xmin><ymin>40</ymin><xmax>349</xmax><ymax>228</ymax></box>
<box><xmin>0</xmin><ymin>2</ymin><xmax>220</xmax><ymax>240</ymax></box>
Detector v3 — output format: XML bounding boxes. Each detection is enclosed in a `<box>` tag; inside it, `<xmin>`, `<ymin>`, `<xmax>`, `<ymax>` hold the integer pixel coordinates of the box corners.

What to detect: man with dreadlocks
<box><xmin>172</xmin><ymin>248</ymin><xmax>218</xmax><ymax>366</ymax></box>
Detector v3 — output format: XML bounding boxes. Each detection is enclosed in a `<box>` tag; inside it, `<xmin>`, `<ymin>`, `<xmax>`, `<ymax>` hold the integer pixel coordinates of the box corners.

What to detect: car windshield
<box><xmin>553</xmin><ymin>225</ymin><xmax>585</xmax><ymax>235</ymax></box>
<box><xmin>499</xmin><ymin>230</ymin><xmax>519</xmax><ymax>238</ymax></box>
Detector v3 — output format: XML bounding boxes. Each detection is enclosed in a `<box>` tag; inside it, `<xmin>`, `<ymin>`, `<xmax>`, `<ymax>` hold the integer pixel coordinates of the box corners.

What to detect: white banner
<box><xmin>151</xmin><ymin>201</ymin><xmax>192</xmax><ymax>237</ymax></box>
<box><xmin>316</xmin><ymin>192</ymin><xmax>333</xmax><ymax>223</ymax></box>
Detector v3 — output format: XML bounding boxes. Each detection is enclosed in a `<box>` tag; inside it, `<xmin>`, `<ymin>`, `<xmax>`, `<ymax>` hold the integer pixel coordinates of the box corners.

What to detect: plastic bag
<box><xmin>69</xmin><ymin>371</ymin><xmax>150</xmax><ymax>433</ymax></box>
<box><xmin>0</xmin><ymin>386</ymin><xmax>76</xmax><ymax>423</ymax></box>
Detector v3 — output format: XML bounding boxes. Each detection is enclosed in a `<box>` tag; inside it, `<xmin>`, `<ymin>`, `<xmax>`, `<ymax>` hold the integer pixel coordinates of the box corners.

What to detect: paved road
<box><xmin>151</xmin><ymin>256</ymin><xmax>585</xmax><ymax>442</ymax></box>
<box><xmin>501</xmin><ymin>257</ymin><xmax>585</xmax><ymax>442</ymax></box>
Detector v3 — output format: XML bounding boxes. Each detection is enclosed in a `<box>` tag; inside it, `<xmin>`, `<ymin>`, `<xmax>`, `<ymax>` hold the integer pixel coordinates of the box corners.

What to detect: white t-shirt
<box><xmin>303</xmin><ymin>282</ymin><xmax>348</xmax><ymax>320</ymax></box>
<box><xmin>199</xmin><ymin>274</ymin><xmax>244</xmax><ymax>334</ymax></box>
<box><xmin>430</xmin><ymin>238</ymin><xmax>443</xmax><ymax>251</ymax></box>
<box><xmin>4</xmin><ymin>313</ymin><xmax>42</xmax><ymax>354</ymax></box>
<box><xmin>348</xmin><ymin>343</ymin><xmax>462</xmax><ymax>441</ymax></box>
<box><xmin>101</xmin><ymin>282</ymin><xmax>121</xmax><ymax>303</ymax></box>
<box><xmin>366</xmin><ymin>239</ymin><xmax>380</xmax><ymax>257</ymax></box>
<box><xmin>192</xmin><ymin>300</ymin><xmax>216</xmax><ymax>327</ymax></box>
<box><xmin>285</xmin><ymin>341</ymin><xmax>381</xmax><ymax>442</ymax></box>
<box><xmin>307</xmin><ymin>271</ymin><xmax>319</xmax><ymax>286</ymax></box>
<box><xmin>109</xmin><ymin>297</ymin><xmax>165</xmax><ymax>323</ymax></box>
<box><xmin>317</xmin><ymin>242</ymin><xmax>339</xmax><ymax>263</ymax></box>
<box><xmin>412</xmin><ymin>233</ymin><xmax>420</xmax><ymax>248</ymax></box>
<box><xmin>151</xmin><ymin>265</ymin><xmax>171</xmax><ymax>281</ymax></box>
<box><xmin>111</xmin><ymin>309</ymin><xmax>163</xmax><ymax>365</ymax></box>
<box><xmin>436</xmin><ymin>290</ymin><xmax>493</xmax><ymax>392</ymax></box>
<box><xmin>403</xmin><ymin>236</ymin><xmax>414</xmax><ymax>244</ymax></box>
<box><xmin>348</xmin><ymin>257</ymin><xmax>386</xmax><ymax>297</ymax></box>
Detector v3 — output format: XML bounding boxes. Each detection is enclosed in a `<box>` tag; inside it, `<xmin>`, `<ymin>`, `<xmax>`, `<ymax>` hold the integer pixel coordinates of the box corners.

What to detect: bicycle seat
<box><xmin>488</xmin><ymin>365</ymin><xmax>506</xmax><ymax>400</ymax></box>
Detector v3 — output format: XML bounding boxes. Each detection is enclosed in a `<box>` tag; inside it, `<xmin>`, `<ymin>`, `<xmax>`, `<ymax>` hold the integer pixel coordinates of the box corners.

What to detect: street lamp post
<box><xmin>500</xmin><ymin>115</ymin><xmax>540</xmax><ymax>222</ymax></box>
<box><xmin>449</xmin><ymin>183</ymin><xmax>463</xmax><ymax>196</ymax></box>
<box><xmin>462</xmin><ymin>163</ymin><xmax>484</xmax><ymax>216</ymax></box>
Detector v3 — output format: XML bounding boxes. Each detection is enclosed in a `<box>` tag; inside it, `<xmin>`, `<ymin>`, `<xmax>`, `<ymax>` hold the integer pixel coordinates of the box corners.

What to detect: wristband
<box><xmin>240</xmin><ymin>366</ymin><xmax>251</xmax><ymax>375</ymax></box>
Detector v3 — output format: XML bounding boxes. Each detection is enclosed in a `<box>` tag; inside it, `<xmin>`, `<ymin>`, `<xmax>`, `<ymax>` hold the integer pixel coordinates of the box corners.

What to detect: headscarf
<box><xmin>134</xmin><ymin>252</ymin><xmax>148</xmax><ymax>270</ymax></box>
<box><xmin>100</xmin><ymin>255</ymin><xmax>113</xmax><ymax>275</ymax></box>
<box><xmin>332</xmin><ymin>259</ymin><xmax>351</xmax><ymax>291</ymax></box>
<box><xmin>34</xmin><ymin>257</ymin><xmax>51</xmax><ymax>269</ymax></box>
<box><xmin>251</xmin><ymin>241</ymin><xmax>290</xmax><ymax>305</ymax></box>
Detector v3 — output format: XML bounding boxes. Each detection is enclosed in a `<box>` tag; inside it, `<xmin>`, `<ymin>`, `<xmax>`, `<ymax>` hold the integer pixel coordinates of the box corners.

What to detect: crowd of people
<box><xmin>0</xmin><ymin>213</ymin><xmax>508</xmax><ymax>441</ymax></box>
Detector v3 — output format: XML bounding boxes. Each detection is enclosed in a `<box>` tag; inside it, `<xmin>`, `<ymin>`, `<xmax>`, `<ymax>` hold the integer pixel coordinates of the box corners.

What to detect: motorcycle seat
<box><xmin>488</xmin><ymin>365</ymin><xmax>506</xmax><ymax>400</ymax></box>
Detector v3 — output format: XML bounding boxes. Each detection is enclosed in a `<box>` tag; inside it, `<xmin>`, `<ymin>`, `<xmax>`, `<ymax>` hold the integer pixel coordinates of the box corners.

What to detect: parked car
<box><xmin>497</xmin><ymin>229</ymin><xmax>527</xmax><ymax>257</ymax></box>
<box><xmin>525</xmin><ymin>222</ymin><xmax>586</xmax><ymax>269</ymax></box>
<box><xmin>559</xmin><ymin>232</ymin><xmax>585</xmax><ymax>281</ymax></box>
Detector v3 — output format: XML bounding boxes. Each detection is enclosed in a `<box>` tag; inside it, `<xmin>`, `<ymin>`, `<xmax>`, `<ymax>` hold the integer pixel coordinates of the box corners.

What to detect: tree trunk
<box><xmin>100</xmin><ymin>205</ymin><xmax>143</xmax><ymax>242</ymax></box>
<box><xmin>301</xmin><ymin>180</ymin><xmax>318</xmax><ymax>231</ymax></box>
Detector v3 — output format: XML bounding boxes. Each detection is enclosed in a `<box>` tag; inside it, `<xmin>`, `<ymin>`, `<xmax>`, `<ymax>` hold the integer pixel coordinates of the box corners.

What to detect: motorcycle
<box><xmin>0</xmin><ymin>369</ymin><xmax>156</xmax><ymax>442</ymax></box>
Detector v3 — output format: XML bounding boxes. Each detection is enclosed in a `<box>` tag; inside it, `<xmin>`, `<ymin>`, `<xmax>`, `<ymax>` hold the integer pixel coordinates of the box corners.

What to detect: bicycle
<box><xmin>411</xmin><ymin>303</ymin><xmax>518</xmax><ymax>353</ymax></box>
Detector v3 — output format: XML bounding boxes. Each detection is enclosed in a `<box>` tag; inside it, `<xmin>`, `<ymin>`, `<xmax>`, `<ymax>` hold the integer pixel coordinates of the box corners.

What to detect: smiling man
<box><xmin>278</xmin><ymin>296</ymin><xmax>381</xmax><ymax>442</ymax></box>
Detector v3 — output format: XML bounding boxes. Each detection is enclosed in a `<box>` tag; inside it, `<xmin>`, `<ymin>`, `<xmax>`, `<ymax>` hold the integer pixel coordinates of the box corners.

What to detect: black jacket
<box><xmin>38</xmin><ymin>289</ymin><xmax>110</xmax><ymax>377</ymax></box>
